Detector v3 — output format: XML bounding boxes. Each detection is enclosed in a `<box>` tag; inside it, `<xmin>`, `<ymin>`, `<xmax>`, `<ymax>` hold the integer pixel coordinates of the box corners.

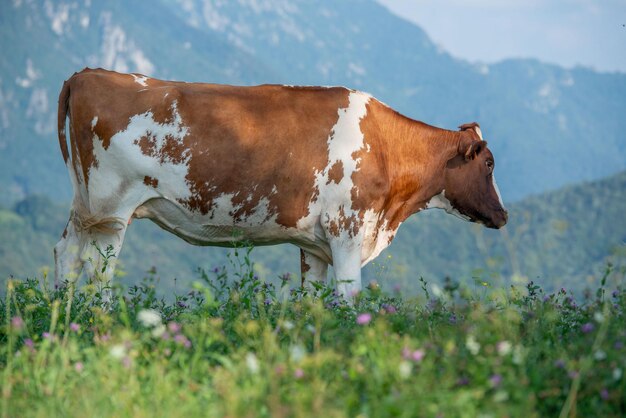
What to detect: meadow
<box><xmin>1</xmin><ymin>249</ymin><xmax>625</xmax><ymax>418</ymax></box>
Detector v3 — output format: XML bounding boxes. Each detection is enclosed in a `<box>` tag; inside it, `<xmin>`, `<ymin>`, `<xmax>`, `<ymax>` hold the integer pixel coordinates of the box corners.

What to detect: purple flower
<box><xmin>554</xmin><ymin>359</ymin><xmax>566</xmax><ymax>369</ymax></box>
<box><xmin>612</xmin><ymin>290</ymin><xmax>619</xmax><ymax>298</ymax></box>
<box><xmin>356</xmin><ymin>313</ymin><xmax>372</xmax><ymax>325</ymax></box>
<box><xmin>24</xmin><ymin>338</ymin><xmax>34</xmax><ymax>348</ymax></box>
<box><xmin>581</xmin><ymin>323</ymin><xmax>595</xmax><ymax>334</ymax></box>
<box><xmin>42</xmin><ymin>332</ymin><xmax>53</xmax><ymax>340</ymax></box>
<box><xmin>294</xmin><ymin>368</ymin><xmax>305</xmax><ymax>379</ymax></box>
<box><xmin>264</xmin><ymin>298</ymin><xmax>272</xmax><ymax>306</ymax></box>
<box><xmin>489</xmin><ymin>374</ymin><xmax>503</xmax><ymax>387</ymax></box>
<box><xmin>167</xmin><ymin>322</ymin><xmax>181</xmax><ymax>333</ymax></box>
<box><xmin>411</xmin><ymin>349</ymin><xmax>425</xmax><ymax>362</ymax></box>
<box><xmin>614</xmin><ymin>341</ymin><xmax>624</xmax><ymax>350</ymax></box>
<box><xmin>70</xmin><ymin>322</ymin><xmax>80</xmax><ymax>332</ymax></box>
<box><xmin>600</xmin><ymin>388</ymin><xmax>609</xmax><ymax>400</ymax></box>
<box><xmin>456</xmin><ymin>376</ymin><xmax>470</xmax><ymax>386</ymax></box>
<box><xmin>74</xmin><ymin>362</ymin><xmax>84</xmax><ymax>372</ymax></box>
<box><xmin>11</xmin><ymin>316</ymin><xmax>24</xmax><ymax>331</ymax></box>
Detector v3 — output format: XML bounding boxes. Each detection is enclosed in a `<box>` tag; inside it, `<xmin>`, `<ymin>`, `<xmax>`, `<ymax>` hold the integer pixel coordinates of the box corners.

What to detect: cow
<box><xmin>54</xmin><ymin>68</ymin><xmax>507</xmax><ymax>301</ymax></box>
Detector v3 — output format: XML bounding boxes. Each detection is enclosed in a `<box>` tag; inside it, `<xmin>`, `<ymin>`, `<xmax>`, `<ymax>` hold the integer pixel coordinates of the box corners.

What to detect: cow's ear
<box><xmin>458</xmin><ymin>136</ymin><xmax>488</xmax><ymax>161</ymax></box>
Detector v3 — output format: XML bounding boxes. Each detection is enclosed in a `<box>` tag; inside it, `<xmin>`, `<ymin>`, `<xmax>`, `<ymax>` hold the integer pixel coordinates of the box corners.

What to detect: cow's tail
<box><xmin>57</xmin><ymin>79</ymin><xmax>71</xmax><ymax>164</ymax></box>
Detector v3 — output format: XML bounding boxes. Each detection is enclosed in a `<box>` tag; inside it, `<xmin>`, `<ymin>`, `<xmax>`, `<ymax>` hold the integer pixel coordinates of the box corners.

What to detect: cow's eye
<box><xmin>485</xmin><ymin>160</ymin><xmax>494</xmax><ymax>172</ymax></box>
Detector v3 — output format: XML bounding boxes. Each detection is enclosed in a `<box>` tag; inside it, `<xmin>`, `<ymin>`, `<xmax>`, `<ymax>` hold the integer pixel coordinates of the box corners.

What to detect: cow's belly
<box><xmin>134</xmin><ymin>197</ymin><xmax>334</xmax><ymax>261</ymax></box>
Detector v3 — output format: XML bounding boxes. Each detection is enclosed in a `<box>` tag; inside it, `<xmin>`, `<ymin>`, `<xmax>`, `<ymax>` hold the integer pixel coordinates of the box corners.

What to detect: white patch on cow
<box><xmin>426</xmin><ymin>190</ymin><xmax>471</xmax><ymax>221</ymax></box>
<box><xmin>361</xmin><ymin>209</ymin><xmax>398</xmax><ymax>265</ymax></box>
<box><xmin>296</xmin><ymin>91</ymin><xmax>372</xmax><ymax>242</ymax></box>
<box><xmin>87</xmin><ymin>101</ymin><xmax>192</xmax><ymax>212</ymax></box>
<box><xmin>131</xmin><ymin>74</ymin><xmax>149</xmax><ymax>87</ymax></box>
<box><xmin>91</xmin><ymin>116</ymin><xmax>98</xmax><ymax>128</ymax></box>
<box><xmin>492</xmin><ymin>174</ymin><xmax>505</xmax><ymax>208</ymax></box>
<box><xmin>209</xmin><ymin>192</ymin><xmax>278</xmax><ymax>227</ymax></box>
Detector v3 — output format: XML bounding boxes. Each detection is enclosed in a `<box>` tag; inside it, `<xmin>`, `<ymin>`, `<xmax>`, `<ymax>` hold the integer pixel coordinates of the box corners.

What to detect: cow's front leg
<box><xmin>300</xmin><ymin>249</ymin><xmax>328</xmax><ymax>286</ymax></box>
<box><xmin>329</xmin><ymin>238</ymin><xmax>363</xmax><ymax>299</ymax></box>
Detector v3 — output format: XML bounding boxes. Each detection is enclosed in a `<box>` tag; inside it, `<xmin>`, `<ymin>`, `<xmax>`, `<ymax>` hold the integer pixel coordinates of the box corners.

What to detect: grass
<box><xmin>1</xmin><ymin>254</ymin><xmax>625</xmax><ymax>417</ymax></box>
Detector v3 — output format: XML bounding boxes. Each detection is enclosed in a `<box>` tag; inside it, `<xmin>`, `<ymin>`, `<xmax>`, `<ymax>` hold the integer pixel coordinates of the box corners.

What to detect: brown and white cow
<box><xmin>54</xmin><ymin>68</ymin><xmax>507</xmax><ymax>300</ymax></box>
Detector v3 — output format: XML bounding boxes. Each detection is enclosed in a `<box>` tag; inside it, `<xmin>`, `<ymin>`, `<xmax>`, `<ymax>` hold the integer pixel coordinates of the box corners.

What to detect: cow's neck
<box><xmin>378</xmin><ymin>108</ymin><xmax>462</xmax><ymax>228</ymax></box>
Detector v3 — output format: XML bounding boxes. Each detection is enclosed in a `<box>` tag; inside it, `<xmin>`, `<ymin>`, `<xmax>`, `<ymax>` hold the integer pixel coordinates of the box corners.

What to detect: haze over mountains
<box><xmin>1</xmin><ymin>0</ymin><xmax>626</xmax><ymax>205</ymax></box>
<box><xmin>0</xmin><ymin>0</ymin><xmax>624</xmax><ymax>293</ymax></box>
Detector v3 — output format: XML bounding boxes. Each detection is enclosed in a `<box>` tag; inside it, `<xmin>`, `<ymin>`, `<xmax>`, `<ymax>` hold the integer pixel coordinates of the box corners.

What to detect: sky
<box><xmin>376</xmin><ymin>0</ymin><xmax>626</xmax><ymax>73</ymax></box>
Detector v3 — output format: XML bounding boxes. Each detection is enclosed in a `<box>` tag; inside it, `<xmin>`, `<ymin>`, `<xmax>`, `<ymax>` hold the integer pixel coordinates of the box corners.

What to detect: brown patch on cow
<box><xmin>351</xmin><ymin>100</ymin><xmax>463</xmax><ymax>232</ymax></box>
<box><xmin>326</xmin><ymin>160</ymin><xmax>344</xmax><ymax>185</ymax></box>
<box><xmin>327</xmin><ymin>206</ymin><xmax>361</xmax><ymax>238</ymax></box>
<box><xmin>143</xmin><ymin>176</ymin><xmax>159</xmax><ymax>188</ymax></box>
<box><xmin>173</xmin><ymin>84</ymin><xmax>350</xmax><ymax>226</ymax></box>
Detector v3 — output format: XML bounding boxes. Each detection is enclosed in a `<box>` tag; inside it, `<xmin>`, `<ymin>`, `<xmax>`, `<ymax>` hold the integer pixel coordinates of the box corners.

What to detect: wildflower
<box><xmin>554</xmin><ymin>359</ymin><xmax>565</xmax><ymax>369</ymax></box>
<box><xmin>137</xmin><ymin>309</ymin><xmax>161</xmax><ymax>327</ymax></box>
<box><xmin>356</xmin><ymin>313</ymin><xmax>372</xmax><ymax>325</ymax></box>
<box><xmin>42</xmin><ymin>332</ymin><xmax>54</xmax><ymax>341</ymax></box>
<box><xmin>24</xmin><ymin>339</ymin><xmax>34</xmax><ymax>348</ymax></box>
<box><xmin>594</xmin><ymin>350</ymin><xmax>607</xmax><ymax>361</ymax></box>
<box><xmin>594</xmin><ymin>312</ymin><xmax>605</xmax><ymax>323</ymax></box>
<box><xmin>496</xmin><ymin>341</ymin><xmax>512</xmax><ymax>356</ymax></box>
<box><xmin>74</xmin><ymin>362</ymin><xmax>84</xmax><ymax>373</ymax></box>
<box><xmin>306</xmin><ymin>324</ymin><xmax>316</xmax><ymax>334</ymax></box>
<box><xmin>489</xmin><ymin>374</ymin><xmax>503</xmax><ymax>387</ymax></box>
<box><xmin>294</xmin><ymin>368</ymin><xmax>305</xmax><ymax>379</ymax></box>
<box><xmin>398</xmin><ymin>361</ymin><xmax>412</xmax><ymax>379</ymax></box>
<box><xmin>246</xmin><ymin>353</ymin><xmax>260</xmax><ymax>374</ymax></box>
<box><xmin>161</xmin><ymin>331</ymin><xmax>171</xmax><ymax>341</ymax></box>
<box><xmin>289</xmin><ymin>344</ymin><xmax>306</xmax><ymax>363</ymax></box>
<box><xmin>568</xmin><ymin>370</ymin><xmax>579</xmax><ymax>379</ymax></box>
<box><xmin>11</xmin><ymin>316</ymin><xmax>24</xmax><ymax>331</ymax></box>
<box><xmin>167</xmin><ymin>322</ymin><xmax>181</xmax><ymax>333</ymax></box>
<box><xmin>466</xmin><ymin>335</ymin><xmax>481</xmax><ymax>355</ymax></box>
<box><xmin>581</xmin><ymin>322</ymin><xmax>595</xmax><ymax>334</ymax></box>
<box><xmin>282</xmin><ymin>320</ymin><xmax>294</xmax><ymax>331</ymax></box>
<box><xmin>613</xmin><ymin>368</ymin><xmax>622</xmax><ymax>381</ymax></box>
<box><xmin>383</xmin><ymin>304</ymin><xmax>397</xmax><ymax>314</ymax></box>
<box><xmin>110</xmin><ymin>344</ymin><xmax>126</xmax><ymax>359</ymax></box>
<box><xmin>600</xmin><ymin>388</ymin><xmax>609</xmax><ymax>400</ymax></box>
<box><xmin>174</xmin><ymin>334</ymin><xmax>191</xmax><ymax>348</ymax></box>
<box><xmin>350</xmin><ymin>289</ymin><xmax>360</xmax><ymax>298</ymax></box>
<box><xmin>264</xmin><ymin>298</ymin><xmax>272</xmax><ymax>306</ymax></box>
<box><xmin>615</xmin><ymin>341</ymin><xmax>624</xmax><ymax>350</ymax></box>
<box><xmin>411</xmin><ymin>349</ymin><xmax>425</xmax><ymax>362</ymax></box>
<box><xmin>122</xmin><ymin>356</ymin><xmax>132</xmax><ymax>369</ymax></box>
<box><xmin>70</xmin><ymin>322</ymin><xmax>80</xmax><ymax>332</ymax></box>
<box><xmin>151</xmin><ymin>324</ymin><xmax>166</xmax><ymax>338</ymax></box>
<box><xmin>456</xmin><ymin>376</ymin><xmax>470</xmax><ymax>386</ymax></box>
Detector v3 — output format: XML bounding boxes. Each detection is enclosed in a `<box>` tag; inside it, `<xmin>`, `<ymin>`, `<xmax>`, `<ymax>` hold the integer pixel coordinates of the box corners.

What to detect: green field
<box><xmin>1</xmin><ymin>255</ymin><xmax>625</xmax><ymax>417</ymax></box>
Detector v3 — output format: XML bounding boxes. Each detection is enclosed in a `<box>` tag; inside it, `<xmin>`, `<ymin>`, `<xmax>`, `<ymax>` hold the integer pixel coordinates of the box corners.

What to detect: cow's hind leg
<box><xmin>80</xmin><ymin>224</ymin><xmax>128</xmax><ymax>307</ymax></box>
<box><xmin>54</xmin><ymin>219</ymin><xmax>83</xmax><ymax>286</ymax></box>
<box><xmin>300</xmin><ymin>249</ymin><xmax>328</xmax><ymax>286</ymax></box>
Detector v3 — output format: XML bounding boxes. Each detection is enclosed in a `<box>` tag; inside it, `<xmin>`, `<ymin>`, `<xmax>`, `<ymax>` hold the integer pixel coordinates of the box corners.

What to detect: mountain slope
<box><xmin>2</xmin><ymin>171</ymin><xmax>624</xmax><ymax>295</ymax></box>
<box><xmin>1</xmin><ymin>0</ymin><xmax>626</xmax><ymax>206</ymax></box>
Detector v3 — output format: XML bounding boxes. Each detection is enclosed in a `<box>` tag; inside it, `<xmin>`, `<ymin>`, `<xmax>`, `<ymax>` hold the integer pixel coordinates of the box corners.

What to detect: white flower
<box><xmin>613</xmin><ymin>368</ymin><xmax>622</xmax><ymax>381</ymax></box>
<box><xmin>512</xmin><ymin>345</ymin><xmax>525</xmax><ymax>365</ymax></box>
<box><xmin>151</xmin><ymin>324</ymin><xmax>166</xmax><ymax>338</ymax></box>
<box><xmin>496</xmin><ymin>340</ymin><xmax>512</xmax><ymax>356</ymax></box>
<box><xmin>466</xmin><ymin>335</ymin><xmax>480</xmax><ymax>355</ymax></box>
<box><xmin>137</xmin><ymin>309</ymin><xmax>161</xmax><ymax>327</ymax></box>
<box><xmin>246</xmin><ymin>352</ymin><xmax>259</xmax><ymax>374</ymax></box>
<box><xmin>594</xmin><ymin>350</ymin><xmax>607</xmax><ymax>361</ymax></box>
<box><xmin>282</xmin><ymin>320</ymin><xmax>294</xmax><ymax>331</ymax></box>
<box><xmin>110</xmin><ymin>344</ymin><xmax>126</xmax><ymax>359</ymax></box>
<box><xmin>290</xmin><ymin>344</ymin><xmax>306</xmax><ymax>363</ymax></box>
<box><xmin>594</xmin><ymin>312</ymin><xmax>605</xmax><ymax>323</ymax></box>
<box><xmin>398</xmin><ymin>361</ymin><xmax>412</xmax><ymax>379</ymax></box>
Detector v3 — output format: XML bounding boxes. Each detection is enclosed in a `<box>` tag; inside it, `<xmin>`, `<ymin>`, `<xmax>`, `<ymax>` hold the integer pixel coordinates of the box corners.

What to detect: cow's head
<box><xmin>430</xmin><ymin>123</ymin><xmax>508</xmax><ymax>229</ymax></box>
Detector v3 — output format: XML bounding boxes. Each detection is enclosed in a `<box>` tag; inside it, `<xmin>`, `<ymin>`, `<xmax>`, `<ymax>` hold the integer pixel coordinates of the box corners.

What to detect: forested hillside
<box><xmin>2</xmin><ymin>171</ymin><xmax>624</xmax><ymax>295</ymax></box>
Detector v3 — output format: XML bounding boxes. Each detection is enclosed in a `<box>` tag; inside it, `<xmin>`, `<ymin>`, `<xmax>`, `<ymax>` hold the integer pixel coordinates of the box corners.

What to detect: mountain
<box><xmin>2</xmin><ymin>171</ymin><xmax>625</xmax><ymax>295</ymax></box>
<box><xmin>1</xmin><ymin>0</ymin><xmax>626</xmax><ymax>206</ymax></box>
